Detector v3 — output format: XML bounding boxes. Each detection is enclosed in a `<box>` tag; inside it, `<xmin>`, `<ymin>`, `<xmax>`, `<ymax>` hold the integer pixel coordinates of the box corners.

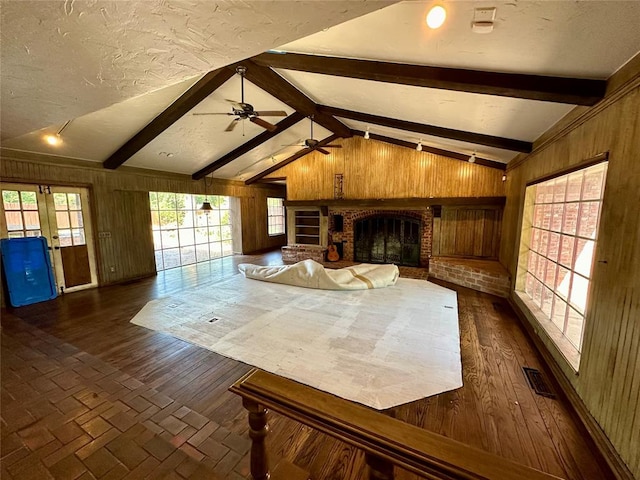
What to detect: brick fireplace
<box><xmin>329</xmin><ymin>209</ymin><xmax>433</xmax><ymax>268</ymax></box>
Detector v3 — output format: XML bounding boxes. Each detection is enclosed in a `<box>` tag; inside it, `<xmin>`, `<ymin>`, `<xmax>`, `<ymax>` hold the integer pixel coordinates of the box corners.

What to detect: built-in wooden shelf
<box><xmin>294</xmin><ymin>210</ymin><xmax>321</xmax><ymax>245</ymax></box>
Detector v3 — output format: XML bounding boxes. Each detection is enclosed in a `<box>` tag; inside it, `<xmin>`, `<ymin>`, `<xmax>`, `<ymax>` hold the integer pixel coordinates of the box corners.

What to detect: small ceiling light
<box><xmin>426</xmin><ymin>5</ymin><xmax>446</xmax><ymax>29</ymax></box>
<box><xmin>502</xmin><ymin>174</ymin><xmax>507</xmax><ymax>182</ymax></box>
<box><xmin>44</xmin><ymin>134</ymin><xmax>61</xmax><ymax>146</ymax></box>
<box><xmin>43</xmin><ymin>119</ymin><xmax>71</xmax><ymax>146</ymax></box>
<box><xmin>416</xmin><ymin>140</ymin><xmax>423</xmax><ymax>152</ymax></box>
<box><xmin>469</xmin><ymin>152</ymin><xmax>476</xmax><ymax>163</ymax></box>
<box><xmin>364</xmin><ymin>127</ymin><xmax>370</xmax><ymax>140</ymax></box>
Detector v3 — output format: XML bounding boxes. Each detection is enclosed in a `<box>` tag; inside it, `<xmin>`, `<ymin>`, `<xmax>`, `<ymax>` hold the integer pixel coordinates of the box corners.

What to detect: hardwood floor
<box><xmin>1</xmin><ymin>251</ymin><xmax>612</xmax><ymax>479</ymax></box>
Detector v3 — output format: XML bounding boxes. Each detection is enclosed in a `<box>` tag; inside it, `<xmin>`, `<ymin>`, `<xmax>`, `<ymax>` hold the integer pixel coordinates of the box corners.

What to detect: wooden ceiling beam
<box><xmin>103</xmin><ymin>68</ymin><xmax>235</xmax><ymax>170</ymax></box>
<box><xmin>245</xmin><ymin>134</ymin><xmax>340</xmax><ymax>185</ymax></box>
<box><xmin>319</xmin><ymin>105</ymin><xmax>532</xmax><ymax>153</ymax></box>
<box><xmin>253</xmin><ymin>52</ymin><xmax>606</xmax><ymax>105</ymax></box>
<box><xmin>192</xmin><ymin>111</ymin><xmax>305</xmax><ymax>180</ymax></box>
<box><xmin>238</xmin><ymin>60</ymin><xmax>351</xmax><ymax>138</ymax></box>
<box><xmin>351</xmin><ymin>130</ymin><xmax>506</xmax><ymax>171</ymax></box>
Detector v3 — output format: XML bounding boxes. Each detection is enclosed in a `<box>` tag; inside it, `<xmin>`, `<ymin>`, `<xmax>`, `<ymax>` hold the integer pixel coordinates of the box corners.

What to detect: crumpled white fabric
<box><xmin>238</xmin><ymin>259</ymin><xmax>399</xmax><ymax>290</ymax></box>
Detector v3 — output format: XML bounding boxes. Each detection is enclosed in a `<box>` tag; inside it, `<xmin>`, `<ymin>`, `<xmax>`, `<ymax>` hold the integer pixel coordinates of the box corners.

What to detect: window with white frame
<box><xmin>149</xmin><ymin>192</ymin><xmax>233</xmax><ymax>271</ymax></box>
<box><xmin>267</xmin><ymin>197</ymin><xmax>285</xmax><ymax>236</ymax></box>
<box><xmin>515</xmin><ymin>161</ymin><xmax>607</xmax><ymax>368</ymax></box>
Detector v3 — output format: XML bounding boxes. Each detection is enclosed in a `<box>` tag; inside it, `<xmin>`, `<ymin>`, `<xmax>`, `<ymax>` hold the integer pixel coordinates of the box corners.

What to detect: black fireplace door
<box><xmin>354</xmin><ymin>216</ymin><xmax>420</xmax><ymax>266</ymax></box>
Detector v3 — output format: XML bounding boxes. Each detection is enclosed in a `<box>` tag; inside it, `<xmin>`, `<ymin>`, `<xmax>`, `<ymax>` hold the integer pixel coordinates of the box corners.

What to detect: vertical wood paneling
<box><xmin>501</xmin><ymin>83</ymin><xmax>640</xmax><ymax>477</ymax></box>
<box><xmin>269</xmin><ymin>136</ymin><xmax>505</xmax><ymax>200</ymax></box>
<box><xmin>0</xmin><ymin>154</ymin><xmax>286</xmax><ymax>284</ymax></box>
<box><xmin>438</xmin><ymin>207</ymin><xmax>502</xmax><ymax>259</ymax></box>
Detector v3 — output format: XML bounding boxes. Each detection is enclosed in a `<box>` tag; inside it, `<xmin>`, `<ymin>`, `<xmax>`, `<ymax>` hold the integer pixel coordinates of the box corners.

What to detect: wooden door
<box><xmin>44</xmin><ymin>187</ymin><xmax>97</xmax><ymax>292</ymax></box>
<box><xmin>0</xmin><ymin>183</ymin><xmax>98</xmax><ymax>293</ymax></box>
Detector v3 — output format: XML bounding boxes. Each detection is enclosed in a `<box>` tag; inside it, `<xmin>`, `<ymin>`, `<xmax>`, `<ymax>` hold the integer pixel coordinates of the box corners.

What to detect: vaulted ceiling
<box><xmin>2</xmin><ymin>1</ymin><xmax>640</xmax><ymax>185</ymax></box>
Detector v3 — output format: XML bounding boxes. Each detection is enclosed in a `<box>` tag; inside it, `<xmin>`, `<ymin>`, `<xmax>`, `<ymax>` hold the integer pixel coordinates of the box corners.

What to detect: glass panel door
<box><xmin>1</xmin><ymin>183</ymin><xmax>98</xmax><ymax>294</ymax></box>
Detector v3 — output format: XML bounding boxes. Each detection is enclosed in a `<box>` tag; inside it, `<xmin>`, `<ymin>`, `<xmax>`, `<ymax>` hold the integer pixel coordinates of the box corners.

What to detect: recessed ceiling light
<box><xmin>426</xmin><ymin>5</ymin><xmax>446</xmax><ymax>29</ymax></box>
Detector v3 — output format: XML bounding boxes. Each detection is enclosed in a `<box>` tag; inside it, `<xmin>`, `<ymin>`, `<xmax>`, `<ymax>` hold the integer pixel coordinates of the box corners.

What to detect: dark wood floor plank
<box><xmin>1</xmin><ymin>251</ymin><xmax>613</xmax><ymax>480</ymax></box>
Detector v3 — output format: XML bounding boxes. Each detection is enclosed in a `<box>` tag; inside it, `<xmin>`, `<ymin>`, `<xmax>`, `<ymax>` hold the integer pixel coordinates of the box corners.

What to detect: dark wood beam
<box><xmin>319</xmin><ymin>105</ymin><xmax>532</xmax><ymax>153</ymax></box>
<box><xmin>238</xmin><ymin>60</ymin><xmax>351</xmax><ymax>138</ymax></box>
<box><xmin>245</xmin><ymin>134</ymin><xmax>340</xmax><ymax>185</ymax></box>
<box><xmin>254</xmin><ymin>52</ymin><xmax>606</xmax><ymax>106</ymax></box>
<box><xmin>104</xmin><ymin>68</ymin><xmax>235</xmax><ymax>170</ymax></box>
<box><xmin>192</xmin><ymin>112</ymin><xmax>305</xmax><ymax>180</ymax></box>
<box><xmin>352</xmin><ymin>130</ymin><xmax>506</xmax><ymax>171</ymax></box>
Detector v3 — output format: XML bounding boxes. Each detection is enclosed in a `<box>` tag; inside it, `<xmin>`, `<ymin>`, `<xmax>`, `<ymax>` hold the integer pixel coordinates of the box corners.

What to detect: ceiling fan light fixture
<box><xmin>426</xmin><ymin>5</ymin><xmax>446</xmax><ymax>29</ymax></box>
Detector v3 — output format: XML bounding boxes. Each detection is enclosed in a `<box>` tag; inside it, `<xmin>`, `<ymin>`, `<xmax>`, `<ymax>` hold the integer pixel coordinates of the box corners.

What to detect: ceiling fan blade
<box><xmin>254</xmin><ymin>110</ymin><xmax>287</xmax><ymax>117</ymax></box>
<box><xmin>316</xmin><ymin>147</ymin><xmax>331</xmax><ymax>155</ymax></box>
<box><xmin>225</xmin><ymin>99</ymin><xmax>243</xmax><ymax>108</ymax></box>
<box><xmin>193</xmin><ymin>112</ymin><xmax>234</xmax><ymax>115</ymax></box>
<box><xmin>225</xmin><ymin>119</ymin><xmax>240</xmax><ymax>132</ymax></box>
<box><xmin>250</xmin><ymin>116</ymin><xmax>277</xmax><ymax>132</ymax></box>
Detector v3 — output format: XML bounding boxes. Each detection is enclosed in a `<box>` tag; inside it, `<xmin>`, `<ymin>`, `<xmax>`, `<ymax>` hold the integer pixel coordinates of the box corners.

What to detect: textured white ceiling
<box><xmin>1</xmin><ymin>0</ymin><xmax>393</xmax><ymax>140</ymax></box>
<box><xmin>2</xmin><ymin>0</ymin><xmax>639</xmax><ymax>178</ymax></box>
<box><xmin>276</xmin><ymin>69</ymin><xmax>575</xmax><ymax>156</ymax></box>
<box><xmin>279</xmin><ymin>1</ymin><xmax>640</xmax><ymax>77</ymax></box>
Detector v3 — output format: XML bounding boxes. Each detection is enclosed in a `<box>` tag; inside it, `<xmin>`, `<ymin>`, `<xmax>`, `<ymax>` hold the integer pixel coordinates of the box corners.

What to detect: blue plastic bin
<box><xmin>1</xmin><ymin>237</ymin><xmax>57</xmax><ymax>307</ymax></box>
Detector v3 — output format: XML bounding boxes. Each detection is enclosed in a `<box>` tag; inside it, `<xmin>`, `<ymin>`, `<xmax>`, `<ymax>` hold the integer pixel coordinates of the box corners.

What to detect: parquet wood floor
<box><xmin>1</xmin><ymin>251</ymin><xmax>612</xmax><ymax>479</ymax></box>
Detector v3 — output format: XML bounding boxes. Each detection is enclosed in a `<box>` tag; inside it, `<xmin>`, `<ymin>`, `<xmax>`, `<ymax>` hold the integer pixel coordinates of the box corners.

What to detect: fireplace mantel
<box><xmin>284</xmin><ymin>197</ymin><xmax>505</xmax><ymax>209</ymax></box>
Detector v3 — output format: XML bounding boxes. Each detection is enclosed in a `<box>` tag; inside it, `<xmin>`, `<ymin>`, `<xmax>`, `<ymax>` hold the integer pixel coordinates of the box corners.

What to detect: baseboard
<box><xmin>507</xmin><ymin>297</ymin><xmax>634</xmax><ymax>480</ymax></box>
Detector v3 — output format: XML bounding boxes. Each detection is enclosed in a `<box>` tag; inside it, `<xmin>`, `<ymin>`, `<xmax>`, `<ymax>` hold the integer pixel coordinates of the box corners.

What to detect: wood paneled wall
<box><xmin>0</xmin><ymin>151</ymin><xmax>286</xmax><ymax>285</ymax></box>
<box><xmin>269</xmin><ymin>136</ymin><xmax>505</xmax><ymax>200</ymax></box>
<box><xmin>500</xmin><ymin>73</ymin><xmax>640</xmax><ymax>477</ymax></box>
<box><xmin>434</xmin><ymin>206</ymin><xmax>502</xmax><ymax>259</ymax></box>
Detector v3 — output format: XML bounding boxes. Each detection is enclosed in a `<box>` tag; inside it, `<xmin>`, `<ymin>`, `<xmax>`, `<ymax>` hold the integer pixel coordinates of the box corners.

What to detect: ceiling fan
<box><xmin>193</xmin><ymin>66</ymin><xmax>287</xmax><ymax>132</ymax></box>
<box><xmin>287</xmin><ymin>116</ymin><xmax>342</xmax><ymax>155</ymax></box>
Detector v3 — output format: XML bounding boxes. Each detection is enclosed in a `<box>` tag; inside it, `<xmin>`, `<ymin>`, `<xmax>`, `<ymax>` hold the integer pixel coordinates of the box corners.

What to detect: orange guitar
<box><xmin>327</xmin><ymin>232</ymin><xmax>339</xmax><ymax>262</ymax></box>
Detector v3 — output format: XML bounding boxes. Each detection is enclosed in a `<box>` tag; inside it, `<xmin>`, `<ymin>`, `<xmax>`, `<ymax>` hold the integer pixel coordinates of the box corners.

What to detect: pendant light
<box><xmin>200</xmin><ymin>176</ymin><xmax>213</xmax><ymax>214</ymax></box>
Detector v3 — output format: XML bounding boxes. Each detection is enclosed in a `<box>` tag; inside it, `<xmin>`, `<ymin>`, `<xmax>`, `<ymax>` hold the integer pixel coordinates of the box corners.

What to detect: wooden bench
<box><xmin>230</xmin><ymin>369</ymin><xmax>562</xmax><ymax>480</ymax></box>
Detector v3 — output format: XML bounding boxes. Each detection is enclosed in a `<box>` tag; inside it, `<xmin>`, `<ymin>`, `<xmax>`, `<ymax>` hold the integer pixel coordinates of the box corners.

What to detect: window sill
<box><xmin>268</xmin><ymin>233</ymin><xmax>285</xmax><ymax>237</ymax></box>
<box><xmin>514</xmin><ymin>290</ymin><xmax>581</xmax><ymax>373</ymax></box>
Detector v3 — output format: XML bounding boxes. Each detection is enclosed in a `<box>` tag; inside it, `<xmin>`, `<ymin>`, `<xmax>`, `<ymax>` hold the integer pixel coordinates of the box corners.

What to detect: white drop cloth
<box><xmin>238</xmin><ymin>259</ymin><xmax>399</xmax><ymax>290</ymax></box>
<box><xmin>130</xmin><ymin>274</ymin><xmax>462</xmax><ymax>409</ymax></box>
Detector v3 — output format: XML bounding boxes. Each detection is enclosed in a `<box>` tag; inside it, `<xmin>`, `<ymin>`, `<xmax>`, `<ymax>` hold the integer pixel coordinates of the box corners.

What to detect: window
<box><xmin>267</xmin><ymin>197</ymin><xmax>285</xmax><ymax>236</ymax></box>
<box><xmin>53</xmin><ymin>193</ymin><xmax>86</xmax><ymax>246</ymax></box>
<box><xmin>2</xmin><ymin>189</ymin><xmax>42</xmax><ymax>238</ymax></box>
<box><xmin>515</xmin><ymin>161</ymin><xmax>607</xmax><ymax>369</ymax></box>
<box><xmin>150</xmin><ymin>192</ymin><xmax>233</xmax><ymax>271</ymax></box>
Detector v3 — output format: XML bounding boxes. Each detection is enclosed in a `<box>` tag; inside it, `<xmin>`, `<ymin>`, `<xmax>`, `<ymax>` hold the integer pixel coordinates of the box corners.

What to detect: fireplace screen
<box><xmin>354</xmin><ymin>216</ymin><xmax>421</xmax><ymax>266</ymax></box>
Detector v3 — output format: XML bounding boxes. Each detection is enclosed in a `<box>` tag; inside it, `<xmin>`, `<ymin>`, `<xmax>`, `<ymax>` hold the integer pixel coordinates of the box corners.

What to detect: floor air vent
<box><xmin>523</xmin><ymin>367</ymin><xmax>556</xmax><ymax>398</ymax></box>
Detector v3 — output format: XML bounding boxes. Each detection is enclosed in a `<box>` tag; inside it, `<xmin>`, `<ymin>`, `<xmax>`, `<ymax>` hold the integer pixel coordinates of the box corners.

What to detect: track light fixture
<box><xmin>416</xmin><ymin>140</ymin><xmax>423</xmax><ymax>152</ymax></box>
<box><xmin>364</xmin><ymin>127</ymin><xmax>370</xmax><ymax>140</ymax></box>
<box><xmin>469</xmin><ymin>152</ymin><xmax>476</xmax><ymax>163</ymax></box>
